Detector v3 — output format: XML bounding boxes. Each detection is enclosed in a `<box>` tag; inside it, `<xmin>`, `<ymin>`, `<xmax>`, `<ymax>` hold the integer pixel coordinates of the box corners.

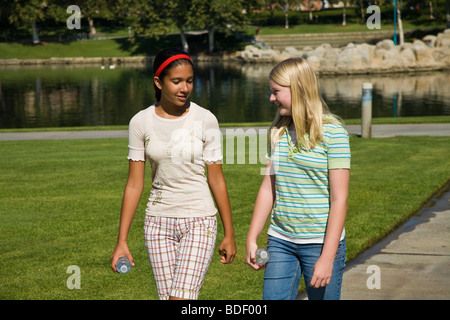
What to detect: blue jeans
<box><xmin>263</xmin><ymin>235</ymin><xmax>346</xmax><ymax>300</ymax></box>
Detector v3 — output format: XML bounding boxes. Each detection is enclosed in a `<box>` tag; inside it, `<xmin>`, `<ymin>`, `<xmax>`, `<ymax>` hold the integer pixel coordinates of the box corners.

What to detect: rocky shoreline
<box><xmin>1</xmin><ymin>29</ymin><xmax>449</xmax><ymax>75</ymax></box>
<box><xmin>236</xmin><ymin>29</ymin><xmax>450</xmax><ymax>74</ymax></box>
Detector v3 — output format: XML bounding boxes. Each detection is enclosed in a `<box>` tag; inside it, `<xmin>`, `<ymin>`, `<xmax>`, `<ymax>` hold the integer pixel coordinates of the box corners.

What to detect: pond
<box><xmin>0</xmin><ymin>62</ymin><xmax>449</xmax><ymax>129</ymax></box>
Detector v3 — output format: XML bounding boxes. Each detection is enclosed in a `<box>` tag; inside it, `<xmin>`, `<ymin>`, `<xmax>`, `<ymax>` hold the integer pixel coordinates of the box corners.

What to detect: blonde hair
<box><xmin>269</xmin><ymin>57</ymin><xmax>341</xmax><ymax>153</ymax></box>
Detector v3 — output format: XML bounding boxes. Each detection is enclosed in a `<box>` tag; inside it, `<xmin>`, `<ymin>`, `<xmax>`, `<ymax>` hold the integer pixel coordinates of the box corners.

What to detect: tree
<box><xmin>71</xmin><ymin>0</ymin><xmax>113</xmax><ymax>37</ymax></box>
<box><xmin>111</xmin><ymin>0</ymin><xmax>191</xmax><ymax>53</ymax></box>
<box><xmin>110</xmin><ymin>0</ymin><xmax>169</xmax><ymax>38</ymax></box>
<box><xmin>9</xmin><ymin>0</ymin><xmax>48</xmax><ymax>44</ymax></box>
<box><xmin>164</xmin><ymin>0</ymin><xmax>192</xmax><ymax>53</ymax></box>
<box><xmin>46</xmin><ymin>0</ymin><xmax>113</xmax><ymax>38</ymax></box>
<box><xmin>396</xmin><ymin>0</ymin><xmax>404</xmax><ymax>45</ymax></box>
<box><xmin>189</xmin><ymin>0</ymin><xmax>255</xmax><ymax>53</ymax></box>
<box><xmin>393</xmin><ymin>0</ymin><xmax>404</xmax><ymax>45</ymax></box>
<box><xmin>277</xmin><ymin>0</ymin><xmax>302</xmax><ymax>28</ymax></box>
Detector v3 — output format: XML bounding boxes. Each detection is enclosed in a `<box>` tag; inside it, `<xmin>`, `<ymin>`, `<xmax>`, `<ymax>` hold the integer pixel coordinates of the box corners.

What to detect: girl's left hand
<box><xmin>218</xmin><ymin>235</ymin><xmax>236</xmax><ymax>264</ymax></box>
<box><xmin>310</xmin><ymin>256</ymin><xmax>333</xmax><ymax>288</ymax></box>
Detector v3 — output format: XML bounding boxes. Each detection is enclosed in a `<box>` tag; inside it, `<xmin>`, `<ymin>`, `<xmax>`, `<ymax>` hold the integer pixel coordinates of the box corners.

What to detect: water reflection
<box><xmin>0</xmin><ymin>63</ymin><xmax>448</xmax><ymax>129</ymax></box>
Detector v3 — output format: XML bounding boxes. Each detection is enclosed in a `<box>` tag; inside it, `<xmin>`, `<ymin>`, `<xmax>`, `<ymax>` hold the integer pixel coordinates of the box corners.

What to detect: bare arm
<box><xmin>310</xmin><ymin>168</ymin><xmax>349</xmax><ymax>287</ymax></box>
<box><xmin>206</xmin><ymin>163</ymin><xmax>236</xmax><ymax>264</ymax></box>
<box><xmin>111</xmin><ymin>160</ymin><xmax>145</xmax><ymax>272</ymax></box>
<box><xmin>246</xmin><ymin>161</ymin><xmax>275</xmax><ymax>270</ymax></box>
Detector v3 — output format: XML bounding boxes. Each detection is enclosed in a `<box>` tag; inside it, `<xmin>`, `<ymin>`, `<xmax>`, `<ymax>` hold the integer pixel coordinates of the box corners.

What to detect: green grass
<box><xmin>0</xmin><ymin>135</ymin><xmax>449</xmax><ymax>299</ymax></box>
<box><xmin>0</xmin><ymin>39</ymin><xmax>131</xmax><ymax>60</ymax></box>
<box><xmin>253</xmin><ymin>20</ymin><xmax>443</xmax><ymax>35</ymax></box>
<box><xmin>0</xmin><ymin>35</ymin><xmax>188</xmax><ymax>60</ymax></box>
<box><xmin>255</xmin><ymin>23</ymin><xmax>386</xmax><ymax>35</ymax></box>
<box><xmin>0</xmin><ymin>30</ymin><xmax>242</xmax><ymax>60</ymax></box>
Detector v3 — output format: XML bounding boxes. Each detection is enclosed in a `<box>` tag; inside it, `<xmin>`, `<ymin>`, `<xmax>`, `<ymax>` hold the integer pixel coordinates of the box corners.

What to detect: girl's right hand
<box><xmin>110</xmin><ymin>242</ymin><xmax>134</xmax><ymax>272</ymax></box>
<box><xmin>246</xmin><ymin>241</ymin><xmax>265</xmax><ymax>270</ymax></box>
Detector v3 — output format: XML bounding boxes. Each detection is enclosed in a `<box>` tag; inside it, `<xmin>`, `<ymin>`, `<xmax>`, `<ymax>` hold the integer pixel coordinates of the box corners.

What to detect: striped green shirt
<box><xmin>269</xmin><ymin>121</ymin><xmax>351</xmax><ymax>240</ymax></box>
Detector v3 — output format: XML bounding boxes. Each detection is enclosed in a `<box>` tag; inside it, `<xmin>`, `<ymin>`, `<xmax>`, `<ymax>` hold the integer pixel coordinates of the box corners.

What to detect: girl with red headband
<box><xmin>111</xmin><ymin>48</ymin><xmax>236</xmax><ymax>300</ymax></box>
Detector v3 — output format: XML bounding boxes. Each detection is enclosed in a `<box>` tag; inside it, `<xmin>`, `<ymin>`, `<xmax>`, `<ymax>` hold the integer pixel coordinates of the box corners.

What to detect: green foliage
<box><xmin>1</xmin><ymin>0</ymin><xmax>447</xmax><ymax>52</ymax></box>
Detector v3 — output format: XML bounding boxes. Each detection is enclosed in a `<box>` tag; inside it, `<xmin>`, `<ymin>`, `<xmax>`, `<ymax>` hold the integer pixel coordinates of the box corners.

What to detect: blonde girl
<box><xmin>246</xmin><ymin>57</ymin><xmax>351</xmax><ymax>300</ymax></box>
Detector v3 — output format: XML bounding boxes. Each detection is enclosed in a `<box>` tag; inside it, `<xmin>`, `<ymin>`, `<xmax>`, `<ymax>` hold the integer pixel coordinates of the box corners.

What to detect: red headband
<box><xmin>154</xmin><ymin>54</ymin><xmax>192</xmax><ymax>77</ymax></box>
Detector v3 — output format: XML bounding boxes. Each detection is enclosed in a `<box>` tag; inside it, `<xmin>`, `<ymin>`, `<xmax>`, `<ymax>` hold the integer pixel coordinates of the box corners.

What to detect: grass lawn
<box><xmin>0</xmin><ymin>135</ymin><xmax>449</xmax><ymax>299</ymax></box>
<box><xmin>254</xmin><ymin>20</ymin><xmax>443</xmax><ymax>35</ymax></box>
<box><xmin>0</xmin><ymin>37</ymin><xmax>165</xmax><ymax>60</ymax></box>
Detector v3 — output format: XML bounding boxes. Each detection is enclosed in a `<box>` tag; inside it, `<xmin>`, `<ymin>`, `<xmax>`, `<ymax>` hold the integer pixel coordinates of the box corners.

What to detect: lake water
<box><xmin>0</xmin><ymin>62</ymin><xmax>449</xmax><ymax>129</ymax></box>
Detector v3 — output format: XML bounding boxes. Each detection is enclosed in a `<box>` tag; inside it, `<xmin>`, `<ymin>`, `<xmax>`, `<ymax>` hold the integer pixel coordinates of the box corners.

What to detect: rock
<box><xmin>436</xmin><ymin>29</ymin><xmax>450</xmax><ymax>48</ymax></box>
<box><xmin>413</xmin><ymin>39</ymin><xmax>428</xmax><ymax>49</ymax></box>
<box><xmin>413</xmin><ymin>45</ymin><xmax>435</xmax><ymax>65</ymax></box>
<box><xmin>423</xmin><ymin>35</ymin><xmax>437</xmax><ymax>47</ymax></box>
<box><xmin>307</xmin><ymin>55</ymin><xmax>321</xmax><ymax>71</ymax></box>
<box><xmin>336</xmin><ymin>47</ymin><xmax>365</xmax><ymax>71</ymax></box>
<box><xmin>381</xmin><ymin>49</ymin><xmax>403</xmax><ymax>69</ymax></box>
<box><xmin>374</xmin><ymin>48</ymin><xmax>386</xmax><ymax>60</ymax></box>
<box><xmin>400</xmin><ymin>48</ymin><xmax>416</xmax><ymax>66</ymax></box>
<box><xmin>283</xmin><ymin>47</ymin><xmax>300</xmax><ymax>55</ymax></box>
<box><xmin>376</xmin><ymin>39</ymin><xmax>395</xmax><ymax>51</ymax></box>
<box><xmin>230</xmin><ymin>36</ymin><xmax>446</xmax><ymax>73</ymax></box>
<box><xmin>432</xmin><ymin>47</ymin><xmax>450</xmax><ymax>65</ymax></box>
<box><xmin>321</xmin><ymin>48</ymin><xmax>339</xmax><ymax>69</ymax></box>
<box><xmin>239</xmin><ymin>45</ymin><xmax>280</xmax><ymax>62</ymax></box>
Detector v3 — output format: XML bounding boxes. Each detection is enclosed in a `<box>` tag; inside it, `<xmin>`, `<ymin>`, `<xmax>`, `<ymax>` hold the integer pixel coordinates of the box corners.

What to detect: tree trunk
<box><xmin>397</xmin><ymin>6</ymin><xmax>404</xmax><ymax>45</ymax></box>
<box><xmin>88</xmin><ymin>16</ymin><xmax>97</xmax><ymax>37</ymax></box>
<box><xmin>31</xmin><ymin>21</ymin><xmax>40</xmax><ymax>44</ymax></box>
<box><xmin>178</xmin><ymin>23</ymin><xmax>189</xmax><ymax>53</ymax></box>
<box><xmin>208</xmin><ymin>24</ymin><xmax>215</xmax><ymax>54</ymax></box>
<box><xmin>359</xmin><ymin>0</ymin><xmax>365</xmax><ymax>22</ymax></box>
<box><xmin>284</xmin><ymin>2</ymin><xmax>289</xmax><ymax>29</ymax></box>
<box><xmin>342</xmin><ymin>2</ymin><xmax>347</xmax><ymax>26</ymax></box>
<box><xmin>447</xmin><ymin>0</ymin><xmax>450</xmax><ymax>28</ymax></box>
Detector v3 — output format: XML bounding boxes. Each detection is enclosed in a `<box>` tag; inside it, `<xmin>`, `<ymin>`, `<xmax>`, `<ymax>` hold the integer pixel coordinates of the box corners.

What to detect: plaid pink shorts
<box><xmin>144</xmin><ymin>215</ymin><xmax>217</xmax><ymax>300</ymax></box>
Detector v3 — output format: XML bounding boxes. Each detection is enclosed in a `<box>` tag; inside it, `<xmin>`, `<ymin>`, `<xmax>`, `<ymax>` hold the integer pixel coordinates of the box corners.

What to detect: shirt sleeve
<box><xmin>202</xmin><ymin>112</ymin><xmax>223</xmax><ymax>163</ymax></box>
<box><xmin>325</xmin><ymin>124</ymin><xmax>351</xmax><ymax>170</ymax></box>
<box><xmin>127</xmin><ymin>112</ymin><xmax>146</xmax><ymax>162</ymax></box>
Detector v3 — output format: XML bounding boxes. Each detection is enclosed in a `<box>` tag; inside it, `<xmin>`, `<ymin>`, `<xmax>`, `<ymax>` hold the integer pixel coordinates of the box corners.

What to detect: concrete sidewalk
<box><xmin>297</xmin><ymin>188</ymin><xmax>450</xmax><ymax>300</ymax></box>
<box><xmin>345</xmin><ymin>123</ymin><xmax>450</xmax><ymax>138</ymax></box>
<box><xmin>340</xmin><ymin>189</ymin><xmax>450</xmax><ymax>300</ymax></box>
<box><xmin>0</xmin><ymin>123</ymin><xmax>449</xmax><ymax>141</ymax></box>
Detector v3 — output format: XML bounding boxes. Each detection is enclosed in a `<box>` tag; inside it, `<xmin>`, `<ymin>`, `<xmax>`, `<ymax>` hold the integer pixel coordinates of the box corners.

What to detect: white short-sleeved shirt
<box><xmin>127</xmin><ymin>102</ymin><xmax>222</xmax><ymax>218</ymax></box>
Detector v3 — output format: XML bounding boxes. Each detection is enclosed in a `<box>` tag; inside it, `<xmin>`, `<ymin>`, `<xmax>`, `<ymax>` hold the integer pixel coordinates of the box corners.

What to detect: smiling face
<box><xmin>154</xmin><ymin>63</ymin><xmax>194</xmax><ymax>109</ymax></box>
<box><xmin>269</xmin><ymin>79</ymin><xmax>292</xmax><ymax>116</ymax></box>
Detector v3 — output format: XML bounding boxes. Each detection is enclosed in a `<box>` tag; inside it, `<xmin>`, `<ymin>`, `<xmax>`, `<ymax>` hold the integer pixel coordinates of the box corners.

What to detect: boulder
<box><xmin>413</xmin><ymin>45</ymin><xmax>435</xmax><ymax>65</ymax></box>
<box><xmin>376</xmin><ymin>39</ymin><xmax>395</xmax><ymax>51</ymax></box>
<box><xmin>306</xmin><ymin>55</ymin><xmax>321</xmax><ymax>71</ymax></box>
<box><xmin>400</xmin><ymin>48</ymin><xmax>416</xmax><ymax>66</ymax></box>
<box><xmin>233</xmin><ymin>34</ymin><xmax>449</xmax><ymax>73</ymax></box>
<box><xmin>423</xmin><ymin>35</ymin><xmax>437</xmax><ymax>47</ymax></box>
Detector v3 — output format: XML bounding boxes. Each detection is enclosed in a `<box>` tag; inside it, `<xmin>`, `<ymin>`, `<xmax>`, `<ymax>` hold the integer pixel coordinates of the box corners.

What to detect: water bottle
<box><xmin>116</xmin><ymin>256</ymin><xmax>131</xmax><ymax>274</ymax></box>
<box><xmin>255</xmin><ymin>248</ymin><xmax>270</xmax><ymax>265</ymax></box>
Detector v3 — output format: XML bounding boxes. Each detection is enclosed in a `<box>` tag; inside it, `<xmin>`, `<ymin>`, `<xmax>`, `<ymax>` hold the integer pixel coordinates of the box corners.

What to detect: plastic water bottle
<box><xmin>116</xmin><ymin>256</ymin><xmax>131</xmax><ymax>274</ymax></box>
<box><xmin>255</xmin><ymin>248</ymin><xmax>270</xmax><ymax>265</ymax></box>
